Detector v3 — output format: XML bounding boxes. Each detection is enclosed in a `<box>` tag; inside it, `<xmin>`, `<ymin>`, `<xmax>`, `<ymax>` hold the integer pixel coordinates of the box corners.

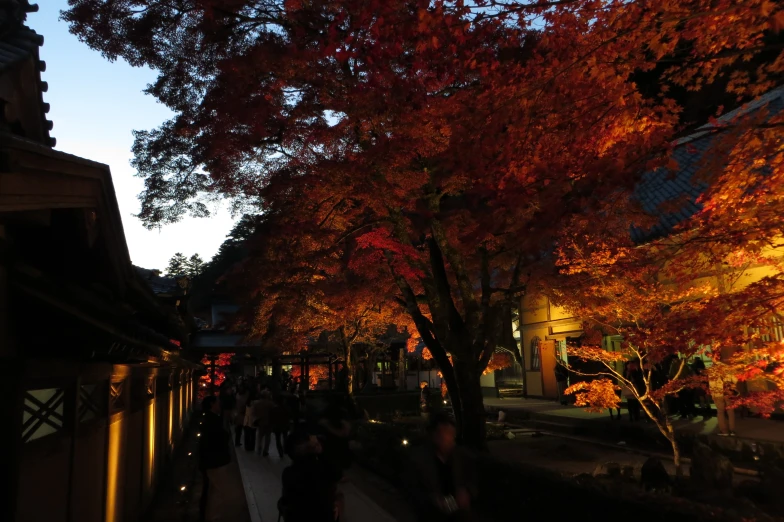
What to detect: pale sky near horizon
<box><xmin>28</xmin><ymin>2</ymin><xmax>237</xmax><ymax>270</ymax></box>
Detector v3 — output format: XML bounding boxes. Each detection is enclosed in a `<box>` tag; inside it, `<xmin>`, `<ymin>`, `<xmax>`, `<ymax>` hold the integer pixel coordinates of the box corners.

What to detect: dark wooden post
<box><xmin>0</xmin><ymin>223</ymin><xmax>22</xmax><ymax>522</ymax></box>
<box><xmin>66</xmin><ymin>376</ymin><xmax>81</xmax><ymax>522</ymax></box>
<box><xmin>301</xmin><ymin>354</ymin><xmax>308</xmax><ymax>393</ymax></box>
<box><xmin>328</xmin><ymin>356</ymin><xmax>333</xmax><ymax>391</ymax></box>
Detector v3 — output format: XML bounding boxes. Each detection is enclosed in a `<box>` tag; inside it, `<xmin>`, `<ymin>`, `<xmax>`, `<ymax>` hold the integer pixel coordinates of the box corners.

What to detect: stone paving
<box><xmin>234</xmin><ymin>441</ymin><xmax>399</xmax><ymax>522</ymax></box>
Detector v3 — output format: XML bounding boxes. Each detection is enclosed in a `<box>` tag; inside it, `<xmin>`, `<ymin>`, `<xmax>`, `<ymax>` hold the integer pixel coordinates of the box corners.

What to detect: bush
<box><xmin>352</xmin><ymin>420</ymin><xmax>762</xmax><ymax>522</ymax></box>
<box><xmin>354</xmin><ymin>392</ymin><xmax>421</xmax><ymax>420</ymax></box>
<box><xmin>352</xmin><ymin>420</ymin><xmax>426</xmax><ymax>484</ymax></box>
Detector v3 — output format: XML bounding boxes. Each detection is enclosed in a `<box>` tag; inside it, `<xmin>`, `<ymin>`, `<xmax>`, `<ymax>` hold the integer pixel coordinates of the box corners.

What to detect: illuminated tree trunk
<box><xmin>345</xmin><ymin>344</ymin><xmax>354</xmax><ymax>395</ymax></box>
<box><xmin>338</xmin><ymin>327</ymin><xmax>355</xmax><ymax>395</ymax></box>
<box><xmin>639</xmin><ymin>396</ymin><xmax>683</xmax><ymax>475</ymax></box>
<box><xmin>451</xmin><ymin>356</ymin><xmax>486</xmax><ymax>449</ymax></box>
<box><xmin>398</xmin><ymin>347</ymin><xmax>407</xmax><ymax>391</ymax></box>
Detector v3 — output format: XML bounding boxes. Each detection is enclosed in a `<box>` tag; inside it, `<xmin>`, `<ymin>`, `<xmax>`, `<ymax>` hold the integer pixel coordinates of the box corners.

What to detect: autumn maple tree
<box><xmin>65</xmin><ymin>0</ymin><xmax>784</xmax><ymax>447</ymax></box>
<box><xmin>199</xmin><ymin>353</ymin><xmax>234</xmax><ymax>399</ymax></box>
<box><xmin>549</xmin><ymin>89</ymin><xmax>784</xmax><ymax>471</ymax></box>
<box><xmin>229</xmin><ymin>204</ymin><xmax>412</xmax><ymax>395</ymax></box>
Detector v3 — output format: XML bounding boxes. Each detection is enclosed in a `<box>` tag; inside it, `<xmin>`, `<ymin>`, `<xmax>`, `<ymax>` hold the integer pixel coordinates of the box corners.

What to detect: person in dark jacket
<box><xmin>279</xmin><ymin>429</ymin><xmax>342</xmax><ymax>522</ymax></box>
<box><xmin>270</xmin><ymin>395</ymin><xmax>291</xmax><ymax>458</ymax></box>
<box><xmin>555</xmin><ymin>360</ymin><xmax>570</xmax><ymax>405</ymax></box>
<box><xmin>199</xmin><ymin>396</ymin><xmax>231</xmax><ymax>522</ymax></box>
<box><xmin>403</xmin><ymin>413</ymin><xmax>477</xmax><ymax>522</ymax></box>
<box><xmin>317</xmin><ymin>395</ymin><xmax>353</xmax><ymax>480</ymax></box>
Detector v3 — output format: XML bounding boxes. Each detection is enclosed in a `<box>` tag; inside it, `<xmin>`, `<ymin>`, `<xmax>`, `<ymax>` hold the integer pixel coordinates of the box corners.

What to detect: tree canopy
<box><xmin>65</xmin><ymin>0</ymin><xmax>784</xmax><ymax>446</ymax></box>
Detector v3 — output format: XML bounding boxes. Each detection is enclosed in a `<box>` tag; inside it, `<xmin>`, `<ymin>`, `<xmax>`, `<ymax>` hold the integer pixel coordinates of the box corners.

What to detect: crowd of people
<box><xmin>606</xmin><ymin>353</ymin><xmax>739</xmax><ymax>436</ymax></box>
<box><xmin>197</xmin><ymin>370</ymin><xmax>478</xmax><ymax>522</ymax></box>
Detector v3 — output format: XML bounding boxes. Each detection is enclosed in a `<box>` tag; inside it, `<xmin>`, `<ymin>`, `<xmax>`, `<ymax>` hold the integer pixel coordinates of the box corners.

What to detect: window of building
<box><xmin>530</xmin><ymin>336</ymin><xmax>541</xmax><ymax>371</ymax></box>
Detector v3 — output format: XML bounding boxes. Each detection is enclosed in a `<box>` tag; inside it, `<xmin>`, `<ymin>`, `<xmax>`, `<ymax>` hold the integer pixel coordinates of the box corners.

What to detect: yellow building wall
<box><xmin>550</xmin><ymin>304</ymin><xmax>577</xmax><ymax>321</ymax></box>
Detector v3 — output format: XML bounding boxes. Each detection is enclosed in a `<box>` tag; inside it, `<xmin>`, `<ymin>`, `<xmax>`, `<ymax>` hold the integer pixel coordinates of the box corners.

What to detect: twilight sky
<box><xmin>28</xmin><ymin>2</ymin><xmax>237</xmax><ymax>270</ymax></box>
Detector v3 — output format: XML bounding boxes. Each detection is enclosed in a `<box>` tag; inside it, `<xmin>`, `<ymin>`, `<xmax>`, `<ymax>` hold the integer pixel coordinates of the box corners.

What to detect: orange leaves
<box><xmin>565</xmin><ymin>345</ymin><xmax>628</xmax><ymax>365</ymax></box>
<box><xmin>406</xmin><ymin>336</ymin><xmax>422</xmax><ymax>353</ymax></box>
<box><xmin>565</xmin><ymin>379</ymin><xmax>621</xmax><ymax>413</ymax></box>
<box><xmin>65</xmin><ymin>0</ymin><xmax>784</xmax><ymax>441</ymax></box>
<box><xmin>290</xmin><ymin>365</ymin><xmax>330</xmax><ymax>390</ymax></box>
<box><xmin>483</xmin><ymin>351</ymin><xmax>514</xmax><ymax>375</ymax></box>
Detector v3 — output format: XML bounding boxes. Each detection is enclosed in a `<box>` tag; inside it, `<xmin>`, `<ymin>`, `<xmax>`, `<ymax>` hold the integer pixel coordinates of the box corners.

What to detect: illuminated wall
<box><xmin>146</xmin><ymin>400</ymin><xmax>156</xmax><ymax>490</ymax></box>
<box><xmin>105</xmin><ymin>415</ymin><xmax>126</xmax><ymax>522</ymax></box>
<box><xmin>168</xmin><ymin>384</ymin><xmax>173</xmax><ymax>448</ymax></box>
<box><xmin>179</xmin><ymin>371</ymin><xmax>185</xmax><ymax>428</ymax></box>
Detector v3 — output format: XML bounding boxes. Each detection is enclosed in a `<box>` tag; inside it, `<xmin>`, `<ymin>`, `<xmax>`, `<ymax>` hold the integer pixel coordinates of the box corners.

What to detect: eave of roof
<box><xmin>1</xmin><ymin>2</ymin><xmax>55</xmax><ymax>147</ymax></box>
<box><xmin>631</xmin><ymin>85</ymin><xmax>784</xmax><ymax>243</ymax></box>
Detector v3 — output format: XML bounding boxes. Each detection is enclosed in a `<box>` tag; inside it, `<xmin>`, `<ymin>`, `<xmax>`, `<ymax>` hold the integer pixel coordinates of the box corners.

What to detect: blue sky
<box><xmin>28</xmin><ymin>2</ymin><xmax>237</xmax><ymax>270</ymax></box>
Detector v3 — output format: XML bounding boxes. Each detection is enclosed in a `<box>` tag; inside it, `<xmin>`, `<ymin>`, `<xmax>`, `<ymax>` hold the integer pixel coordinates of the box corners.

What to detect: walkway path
<box><xmin>234</xmin><ymin>442</ymin><xmax>400</xmax><ymax>522</ymax></box>
<box><xmin>484</xmin><ymin>397</ymin><xmax>784</xmax><ymax>444</ymax></box>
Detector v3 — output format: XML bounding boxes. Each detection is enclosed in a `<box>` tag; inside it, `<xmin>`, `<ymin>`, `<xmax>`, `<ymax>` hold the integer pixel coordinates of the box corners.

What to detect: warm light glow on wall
<box><xmin>187</xmin><ymin>373</ymin><xmax>193</xmax><ymax>415</ymax></box>
<box><xmin>168</xmin><ymin>388</ymin><xmax>174</xmax><ymax>447</ymax></box>
<box><xmin>106</xmin><ymin>418</ymin><xmax>125</xmax><ymax>522</ymax></box>
<box><xmin>179</xmin><ymin>377</ymin><xmax>185</xmax><ymax>428</ymax></box>
<box><xmin>147</xmin><ymin>400</ymin><xmax>156</xmax><ymax>490</ymax></box>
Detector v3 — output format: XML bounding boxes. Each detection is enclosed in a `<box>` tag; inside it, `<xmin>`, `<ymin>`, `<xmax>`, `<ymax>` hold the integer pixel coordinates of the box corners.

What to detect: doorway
<box><xmin>540</xmin><ymin>340</ymin><xmax>558</xmax><ymax>399</ymax></box>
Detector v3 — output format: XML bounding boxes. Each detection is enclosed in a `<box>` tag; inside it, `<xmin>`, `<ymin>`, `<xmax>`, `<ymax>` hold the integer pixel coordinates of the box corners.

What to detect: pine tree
<box><xmin>186</xmin><ymin>254</ymin><xmax>205</xmax><ymax>277</ymax></box>
<box><xmin>165</xmin><ymin>252</ymin><xmax>187</xmax><ymax>277</ymax></box>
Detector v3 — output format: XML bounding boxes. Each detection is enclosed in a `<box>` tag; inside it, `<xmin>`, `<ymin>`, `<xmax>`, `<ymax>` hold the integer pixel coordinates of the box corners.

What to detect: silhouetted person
<box><xmin>555</xmin><ymin>361</ymin><xmax>569</xmax><ymax>405</ymax></box>
<box><xmin>279</xmin><ymin>429</ymin><xmax>342</xmax><ymax>522</ymax></box>
<box><xmin>317</xmin><ymin>395</ymin><xmax>353</xmax><ymax>480</ymax></box>
<box><xmin>404</xmin><ymin>413</ymin><xmax>477</xmax><ymax>522</ymax></box>
<box><xmin>234</xmin><ymin>386</ymin><xmax>249</xmax><ymax>446</ymax></box>
<box><xmin>253</xmin><ymin>390</ymin><xmax>274</xmax><ymax>456</ymax></box>
<box><xmin>244</xmin><ymin>389</ymin><xmax>261</xmax><ymax>452</ymax></box>
<box><xmin>270</xmin><ymin>395</ymin><xmax>291</xmax><ymax>458</ymax></box>
<box><xmin>625</xmin><ymin>361</ymin><xmax>645</xmax><ymax>422</ymax></box>
<box><xmin>199</xmin><ymin>396</ymin><xmax>231</xmax><ymax>522</ymax></box>
<box><xmin>691</xmin><ymin>357</ymin><xmax>710</xmax><ymax>416</ymax></box>
<box><xmin>219</xmin><ymin>383</ymin><xmax>236</xmax><ymax>429</ymax></box>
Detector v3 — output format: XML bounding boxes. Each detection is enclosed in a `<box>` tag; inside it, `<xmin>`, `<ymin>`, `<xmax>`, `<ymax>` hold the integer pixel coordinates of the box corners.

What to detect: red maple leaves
<box><xmin>64</xmin><ymin>0</ymin><xmax>784</xmax><ymax>448</ymax></box>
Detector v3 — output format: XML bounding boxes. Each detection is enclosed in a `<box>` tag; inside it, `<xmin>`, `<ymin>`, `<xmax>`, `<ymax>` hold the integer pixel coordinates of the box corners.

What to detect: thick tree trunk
<box><xmin>451</xmin><ymin>357</ymin><xmax>487</xmax><ymax>449</ymax></box>
<box><xmin>344</xmin><ymin>343</ymin><xmax>354</xmax><ymax>395</ymax></box>
<box><xmin>398</xmin><ymin>347</ymin><xmax>407</xmax><ymax>390</ymax></box>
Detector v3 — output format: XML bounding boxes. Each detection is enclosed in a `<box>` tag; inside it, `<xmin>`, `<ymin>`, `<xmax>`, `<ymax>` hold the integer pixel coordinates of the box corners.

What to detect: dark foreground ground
<box><xmin>146</xmin><ymin>423</ymin><xmax>250</xmax><ymax>522</ymax></box>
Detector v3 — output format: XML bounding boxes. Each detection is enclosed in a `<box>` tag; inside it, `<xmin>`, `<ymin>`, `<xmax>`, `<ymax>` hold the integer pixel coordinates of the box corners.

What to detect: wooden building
<box><xmin>519</xmin><ymin>86</ymin><xmax>784</xmax><ymax>400</ymax></box>
<box><xmin>1</xmin><ymin>3</ymin><xmax>199</xmax><ymax>522</ymax></box>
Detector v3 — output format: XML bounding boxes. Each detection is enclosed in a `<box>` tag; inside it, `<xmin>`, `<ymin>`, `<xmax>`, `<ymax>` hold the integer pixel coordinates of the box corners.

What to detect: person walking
<box><xmin>199</xmin><ymin>396</ymin><xmax>231</xmax><ymax>522</ymax></box>
<box><xmin>691</xmin><ymin>356</ymin><xmax>710</xmax><ymax>417</ymax></box>
<box><xmin>253</xmin><ymin>390</ymin><xmax>274</xmax><ymax>456</ymax></box>
<box><xmin>279</xmin><ymin>429</ymin><xmax>342</xmax><ymax>522</ymax></box>
<box><xmin>270</xmin><ymin>395</ymin><xmax>291</xmax><ymax>458</ymax></box>
<box><xmin>219</xmin><ymin>382</ymin><xmax>236</xmax><ymax>430</ymax></box>
<box><xmin>243</xmin><ymin>391</ymin><xmax>259</xmax><ymax>452</ymax></box>
<box><xmin>608</xmin><ymin>376</ymin><xmax>622</xmax><ymax>420</ymax></box>
<box><xmin>234</xmin><ymin>386</ymin><xmax>249</xmax><ymax>447</ymax></box>
<box><xmin>555</xmin><ymin>361</ymin><xmax>569</xmax><ymax>406</ymax></box>
<box><xmin>624</xmin><ymin>361</ymin><xmax>644</xmax><ymax>422</ymax></box>
<box><xmin>403</xmin><ymin>413</ymin><xmax>477</xmax><ymax>522</ymax></box>
<box><xmin>317</xmin><ymin>395</ymin><xmax>353</xmax><ymax>481</ymax></box>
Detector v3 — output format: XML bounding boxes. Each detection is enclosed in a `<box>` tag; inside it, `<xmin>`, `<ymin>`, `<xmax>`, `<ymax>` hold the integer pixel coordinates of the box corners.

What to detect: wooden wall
<box><xmin>14</xmin><ymin>362</ymin><xmax>195</xmax><ymax>522</ymax></box>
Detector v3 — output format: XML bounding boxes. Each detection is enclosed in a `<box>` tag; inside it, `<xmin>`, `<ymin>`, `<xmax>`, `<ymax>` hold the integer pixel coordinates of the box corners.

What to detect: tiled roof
<box><xmin>134</xmin><ymin>266</ymin><xmax>181</xmax><ymax>295</ymax></box>
<box><xmin>0</xmin><ymin>1</ymin><xmax>55</xmax><ymax>146</ymax></box>
<box><xmin>631</xmin><ymin>85</ymin><xmax>784</xmax><ymax>243</ymax></box>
